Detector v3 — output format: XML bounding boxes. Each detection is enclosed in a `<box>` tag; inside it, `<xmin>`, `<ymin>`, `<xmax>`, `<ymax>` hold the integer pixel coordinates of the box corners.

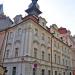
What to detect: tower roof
<box><xmin>25</xmin><ymin>0</ymin><xmax>42</xmax><ymax>16</ymax></box>
<box><xmin>58</xmin><ymin>27</ymin><xmax>67</xmax><ymax>34</ymax></box>
<box><xmin>0</xmin><ymin>4</ymin><xmax>13</xmax><ymax>31</ymax></box>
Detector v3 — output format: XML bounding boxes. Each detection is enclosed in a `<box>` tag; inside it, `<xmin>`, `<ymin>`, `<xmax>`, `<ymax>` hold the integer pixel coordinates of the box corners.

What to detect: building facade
<box><xmin>0</xmin><ymin>0</ymin><xmax>74</xmax><ymax>75</ymax></box>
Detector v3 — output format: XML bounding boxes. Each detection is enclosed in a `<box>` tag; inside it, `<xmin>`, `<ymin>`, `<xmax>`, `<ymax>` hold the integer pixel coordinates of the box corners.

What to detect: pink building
<box><xmin>58</xmin><ymin>27</ymin><xmax>75</xmax><ymax>75</ymax></box>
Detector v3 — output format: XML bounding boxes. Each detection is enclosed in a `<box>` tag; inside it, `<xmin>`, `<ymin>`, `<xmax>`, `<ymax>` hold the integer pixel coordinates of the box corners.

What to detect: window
<box><xmin>63</xmin><ymin>72</ymin><xmax>65</xmax><ymax>75</ymax></box>
<box><xmin>48</xmin><ymin>37</ymin><xmax>50</xmax><ymax>43</ymax></box>
<box><xmin>57</xmin><ymin>33</ymin><xmax>59</xmax><ymax>37</ymax></box>
<box><xmin>70</xmin><ymin>72</ymin><xmax>71</xmax><ymax>75</ymax></box>
<box><xmin>35</xmin><ymin>29</ymin><xmax>38</xmax><ymax>36</ymax></box>
<box><xmin>42</xmin><ymin>33</ymin><xmax>45</xmax><ymax>40</ymax></box>
<box><xmin>4</xmin><ymin>67</ymin><xmax>7</xmax><ymax>70</ymax></box>
<box><xmin>48</xmin><ymin>70</ymin><xmax>51</xmax><ymax>75</ymax></box>
<box><xmin>54</xmin><ymin>40</ymin><xmax>56</xmax><ymax>47</ymax></box>
<box><xmin>42</xmin><ymin>69</ymin><xmax>45</xmax><ymax>75</ymax></box>
<box><xmin>15</xmin><ymin>48</ymin><xmax>18</xmax><ymax>57</ymax></box>
<box><xmin>4</xmin><ymin>67</ymin><xmax>7</xmax><ymax>73</ymax></box>
<box><xmin>55</xmin><ymin>54</ymin><xmax>56</xmax><ymax>63</ymax></box>
<box><xmin>6</xmin><ymin>49</ymin><xmax>9</xmax><ymax>58</ymax></box>
<box><xmin>18</xmin><ymin>28</ymin><xmax>21</xmax><ymax>36</ymax></box>
<box><xmin>55</xmin><ymin>71</ymin><xmax>57</xmax><ymax>75</ymax></box>
<box><xmin>62</xmin><ymin>46</ymin><xmax>63</xmax><ymax>51</ymax></box>
<box><xmin>34</xmin><ymin>48</ymin><xmax>37</xmax><ymax>58</ymax></box>
<box><xmin>58</xmin><ymin>56</ymin><xmax>60</xmax><ymax>64</ymax></box>
<box><xmin>63</xmin><ymin>59</ymin><xmax>64</xmax><ymax>65</ymax></box>
<box><xmin>12</xmin><ymin>67</ymin><xmax>16</xmax><ymax>75</ymax></box>
<box><xmin>66</xmin><ymin>60</ymin><xmax>67</xmax><ymax>65</ymax></box>
<box><xmin>8</xmin><ymin>32</ymin><xmax>13</xmax><ymax>39</ymax></box>
<box><xmin>0</xmin><ymin>50</ymin><xmax>1</xmax><ymax>55</ymax></box>
<box><xmin>48</xmin><ymin>54</ymin><xmax>50</xmax><ymax>62</ymax></box>
<box><xmin>42</xmin><ymin>22</ymin><xmax>45</xmax><ymax>26</ymax></box>
<box><xmin>33</xmin><ymin>68</ymin><xmax>36</xmax><ymax>75</ymax></box>
<box><xmin>59</xmin><ymin>73</ymin><xmax>61</xmax><ymax>75</ymax></box>
<box><xmin>60</xmin><ymin>37</ymin><xmax>63</xmax><ymax>41</ymax></box>
<box><xmin>58</xmin><ymin>43</ymin><xmax>60</xmax><ymax>49</ymax></box>
<box><xmin>65</xmin><ymin>47</ymin><xmax>66</xmax><ymax>53</ymax></box>
<box><xmin>67</xmin><ymin>49</ymin><xmax>69</xmax><ymax>54</ymax></box>
<box><xmin>42</xmin><ymin>51</ymin><xmax>44</xmax><ymax>60</ymax></box>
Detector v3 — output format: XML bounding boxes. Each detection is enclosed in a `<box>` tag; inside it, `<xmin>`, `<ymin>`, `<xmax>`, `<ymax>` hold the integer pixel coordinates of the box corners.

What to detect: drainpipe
<box><xmin>51</xmin><ymin>33</ymin><xmax>54</xmax><ymax>75</ymax></box>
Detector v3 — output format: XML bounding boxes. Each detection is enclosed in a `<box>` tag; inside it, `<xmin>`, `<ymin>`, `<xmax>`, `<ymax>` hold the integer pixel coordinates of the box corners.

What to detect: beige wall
<box><xmin>2</xmin><ymin>16</ymin><xmax>73</xmax><ymax>75</ymax></box>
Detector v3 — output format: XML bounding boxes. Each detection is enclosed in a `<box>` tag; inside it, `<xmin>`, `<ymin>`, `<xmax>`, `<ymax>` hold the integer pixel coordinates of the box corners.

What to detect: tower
<box><xmin>25</xmin><ymin>0</ymin><xmax>42</xmax><ymax>16</ymax></box>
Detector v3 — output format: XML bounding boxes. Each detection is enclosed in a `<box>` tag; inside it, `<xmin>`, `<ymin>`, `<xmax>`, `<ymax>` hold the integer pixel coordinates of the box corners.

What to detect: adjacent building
<box><xmin>0</xmin><ymin>4</ymin><xmax>12</xmax><ymax>75</ymax></box>
<box><xmin>0</xmin><ymin>4</ymin><xmax>13</xmax><ymax>64</ymax></box>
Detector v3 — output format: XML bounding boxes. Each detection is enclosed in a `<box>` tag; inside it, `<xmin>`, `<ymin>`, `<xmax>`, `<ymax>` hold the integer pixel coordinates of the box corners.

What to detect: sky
<box><xmin>0</xmin><ymin>0</ymin><xmax>75</xmax><ymax>35</ymax></box>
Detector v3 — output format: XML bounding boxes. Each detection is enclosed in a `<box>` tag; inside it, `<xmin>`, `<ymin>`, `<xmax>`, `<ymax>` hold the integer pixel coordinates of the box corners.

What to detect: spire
<box><xmin>32</xmin><ymin>0</ymin><xmax>38</xmax><ymax>5</ymax></box>
<box><xmin>0</xmin><ymin>4</ymin><xmax>4</xmax><ymax>15</ymax></box>
<box><xmin>25</xmin><ymin>0</ymin><xmax>42</xmax><ymax>17</ymax></box>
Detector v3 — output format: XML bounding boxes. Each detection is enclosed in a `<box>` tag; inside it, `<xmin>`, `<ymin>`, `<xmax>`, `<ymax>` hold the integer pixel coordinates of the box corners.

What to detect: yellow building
<box><xmin>0</xmin><ymin>65</ymin><xmax>5</xmax><ymax>75</ymax></box>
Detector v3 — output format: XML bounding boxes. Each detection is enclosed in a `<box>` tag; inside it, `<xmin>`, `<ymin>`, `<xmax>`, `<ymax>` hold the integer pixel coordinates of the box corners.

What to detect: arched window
<box><xmin>42</xmin><ymin>51</ymin><xmax>44</xmax><ymax>60</ymax></box>
<box><xmin>15</xmin><ymin>48</ymin><xmax>19</xmax><ymax>57</ymax></box>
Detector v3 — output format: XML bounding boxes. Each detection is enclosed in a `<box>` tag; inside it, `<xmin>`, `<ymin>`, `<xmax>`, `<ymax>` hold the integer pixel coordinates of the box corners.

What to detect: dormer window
<box><xmin>39</xmin><ymin>17</ymin><xmax>47</xmax><ymax>27</ymax></box>
<box><xmin>60</xmin><ymin>37</ymin><xmax>63</xmax><ymax>41</ymax></box>
<box><xmin>42</xmin><ymin>22</ymin><xmax>44</xmax><ymax>26</ymax></box>
<box><xmin>14</xmin><ymin>15</ymin><xmax>22</xmax><ymax>24</ymax></box>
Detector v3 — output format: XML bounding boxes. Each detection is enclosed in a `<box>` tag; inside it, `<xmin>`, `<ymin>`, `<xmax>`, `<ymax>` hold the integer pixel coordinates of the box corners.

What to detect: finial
<box><xmin>32</xmin><ymin>0</ymin><xmax>38</xmax><ymax>4</ymax></box>
<box><xmin>32</xmin><ymin>0</ymin><xmax>38</xmax><ymax>7</ymax></box>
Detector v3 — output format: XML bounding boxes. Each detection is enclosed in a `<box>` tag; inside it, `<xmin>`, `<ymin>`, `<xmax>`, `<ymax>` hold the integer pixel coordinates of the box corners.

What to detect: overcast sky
<box><xmin>0</xmin><ymin>0</ymin><xmax>75</xmax><ymax>35</ymax></box>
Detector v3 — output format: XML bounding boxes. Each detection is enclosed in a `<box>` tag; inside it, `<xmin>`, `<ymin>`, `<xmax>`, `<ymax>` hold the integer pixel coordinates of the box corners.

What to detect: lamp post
<box><xmin>51</xmin><ymin>33</ymin><xmax>54</xmax><ymax>75</ymax></box>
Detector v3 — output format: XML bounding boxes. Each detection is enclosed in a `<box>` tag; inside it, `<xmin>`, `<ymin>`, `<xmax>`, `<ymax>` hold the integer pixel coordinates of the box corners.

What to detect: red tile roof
<box><xmin>58</xmin><ymin>27</ymin><xmax>67</xmax><ymax>34</ymax></box>
<box><xmin>23</xmin><ymin>15</ymin><xmax>38</xmax><ymax>23</ymax></box>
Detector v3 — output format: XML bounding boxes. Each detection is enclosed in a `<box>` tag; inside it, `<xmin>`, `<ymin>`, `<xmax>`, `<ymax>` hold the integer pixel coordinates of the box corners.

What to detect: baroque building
<box><xmin>0</xmin><ymin>0</ymin><xmax>74</xmax><ymax>75</ymax></box>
